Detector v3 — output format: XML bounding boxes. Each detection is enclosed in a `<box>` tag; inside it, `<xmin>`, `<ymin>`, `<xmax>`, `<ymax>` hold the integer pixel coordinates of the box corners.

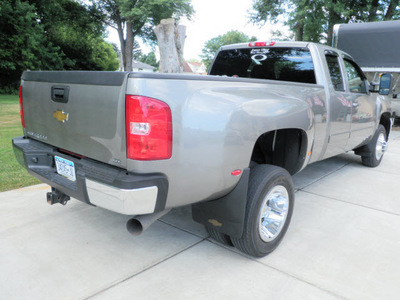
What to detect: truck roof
<box><xmin>333</xmin><ymin>20</ymin><xmax>400</xmax><ymax>71</ymax></box>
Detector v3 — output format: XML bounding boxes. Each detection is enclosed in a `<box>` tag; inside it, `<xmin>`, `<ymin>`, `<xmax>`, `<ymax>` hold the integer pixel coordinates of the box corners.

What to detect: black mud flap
<box><xmin>192</xmin><ymin>168</ymin><xmax>250</xmax><ymax>238</ymax></box>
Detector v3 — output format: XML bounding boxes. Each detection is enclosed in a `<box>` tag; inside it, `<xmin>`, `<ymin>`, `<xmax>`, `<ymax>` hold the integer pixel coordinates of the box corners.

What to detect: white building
<box><xmin>183</xmin><ymin>61</ymin><xmax>207</xmax><ymax>75</ymax></box>
<box><xmin>119</xmin><ymin>58</ymin><xmax>156</xmax><ymax>72</ymax></box>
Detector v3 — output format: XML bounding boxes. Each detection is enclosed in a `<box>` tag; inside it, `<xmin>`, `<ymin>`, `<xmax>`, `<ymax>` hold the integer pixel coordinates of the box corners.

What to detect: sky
<box><xmin>105</xmin><ymin>0</ymin><xmax>289</xmax><ymax>61</ymax></box>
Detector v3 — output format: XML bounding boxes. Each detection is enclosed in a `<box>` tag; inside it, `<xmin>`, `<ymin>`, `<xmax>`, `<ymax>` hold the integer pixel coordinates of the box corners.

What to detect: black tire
<box><xmin>231</xmin><ymin>164</ymin><xmax>294</xmax><ymax>258</ymax></box>
<box><xmin>206</xmin><ymin>226</ymin><xmax>233</xmax><ymax>246</ymax></box>
<box><xmin>361</xmin><ymin>124</ymin><xmax>387</xmax><ymax>167</ymax></box>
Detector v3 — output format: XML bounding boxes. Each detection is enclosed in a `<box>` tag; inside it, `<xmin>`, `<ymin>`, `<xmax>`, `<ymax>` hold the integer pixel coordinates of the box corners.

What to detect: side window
<box><xmin>344</xmin><ymin>59</ymin><xmax>367</xmax><ymax>93</ymax></box>
<box><xmin>325</xmin><ymin>54</ymin><xmax>344</xmax><ymax>91</ymax></box>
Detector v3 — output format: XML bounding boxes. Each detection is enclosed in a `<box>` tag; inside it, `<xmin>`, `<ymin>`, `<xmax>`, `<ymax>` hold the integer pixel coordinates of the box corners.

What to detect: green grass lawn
<box><xmin>0</xmin><ymin>94</ymin><xmax>40</xmax><ymax>191</ymax></box>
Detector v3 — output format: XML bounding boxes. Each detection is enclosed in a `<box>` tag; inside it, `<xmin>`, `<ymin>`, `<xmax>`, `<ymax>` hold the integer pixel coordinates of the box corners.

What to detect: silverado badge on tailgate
<box><xmin>53</xmin><ymin>110</ymin><xmax>69</xmax><ymax>123</ymax></box>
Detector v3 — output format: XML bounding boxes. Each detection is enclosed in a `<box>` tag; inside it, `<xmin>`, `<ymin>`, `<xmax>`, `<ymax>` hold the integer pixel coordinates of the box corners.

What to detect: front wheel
<box><xmin>231</xmin><ymin>164</ymin><xmax>294</xmax><ymax>258</ymax></box>
<box><xmin>361</xmin><ymin>125</ymin><xmax>387</xmax><ymax>167</ymax></box>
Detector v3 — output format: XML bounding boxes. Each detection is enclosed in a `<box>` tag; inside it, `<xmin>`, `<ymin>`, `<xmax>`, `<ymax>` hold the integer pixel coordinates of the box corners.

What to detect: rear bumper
<box><xmin>12</xmin><ymin>137</ymin><xmax>168</xmax><ymax>215</ymax></box>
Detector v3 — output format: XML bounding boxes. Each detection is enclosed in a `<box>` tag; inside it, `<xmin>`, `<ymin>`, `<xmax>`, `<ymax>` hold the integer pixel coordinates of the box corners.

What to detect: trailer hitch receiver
<box><xmin>47</xmin><ymin>187</ymin><xmax>70</xmax><ymax>205</ymax></box>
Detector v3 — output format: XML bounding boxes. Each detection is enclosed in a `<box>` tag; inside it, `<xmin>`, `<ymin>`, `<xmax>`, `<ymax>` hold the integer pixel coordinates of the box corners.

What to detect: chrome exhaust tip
<box><xmin>126</xmin><ymin>209</ymin><xmax>171</xmax><ymax>236</ymax></box>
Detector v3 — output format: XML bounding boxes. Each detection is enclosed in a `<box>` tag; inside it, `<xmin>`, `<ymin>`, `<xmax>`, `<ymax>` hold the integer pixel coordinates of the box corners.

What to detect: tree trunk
<box><xmin>294</xmin><ymin>21</ymin><xmax>304</xmax><ymax>41</ymax></box>
<box><xmin>327</xmin><ymin>1</ymin><xmax>341</xmax><ymax>46</ymax></box>
<box><xmin>124</xmin><ymin>21</ymin><xmax>134</xmax><ymax>72</ymax></box>
<box><xmin>368</xmin><ymin>0</ymin><xmax>379</xmax><ymax>21</ymax></box>
<box><xmin>114</xmin><ymin>10</ymin><xmax>126</xmax><ymax>71</ymax></box>
<box><xmin>116</xmin><ymin>24</ymin><xmax>125</xmax><ymax>71</ymax></box>
<box><xmin>385</xmin><ymin>0</ymin><xmax>400</xmax><ymax>20</ymax></box>
<box><xmin>154</xmin><ymin>18</ymin><xmax>186</xmax><ymax>73</ymax></box>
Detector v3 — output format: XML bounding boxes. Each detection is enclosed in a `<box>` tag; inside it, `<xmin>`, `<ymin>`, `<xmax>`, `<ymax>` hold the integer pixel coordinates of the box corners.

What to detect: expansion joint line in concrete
<box><xmin>296</xmin><ymin>162</ymin><xmax>352</xmax><ymax>192</ymax></box>
<box><xmin>83</xmin><ymin>238</ymin><xmax>207</xmax><ymax>300</ymax></box>
<box><xmin>301</xmin><ymin>189</ymin><xmax>400</xmax><ymax>217</ymax></box>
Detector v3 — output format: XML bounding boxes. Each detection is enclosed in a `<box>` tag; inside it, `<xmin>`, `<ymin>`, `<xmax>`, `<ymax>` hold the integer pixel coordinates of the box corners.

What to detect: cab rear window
<box><xmin>209</xmin><ymin>47</ymin><xmax>316</xmax><ymax>84</ymax></box>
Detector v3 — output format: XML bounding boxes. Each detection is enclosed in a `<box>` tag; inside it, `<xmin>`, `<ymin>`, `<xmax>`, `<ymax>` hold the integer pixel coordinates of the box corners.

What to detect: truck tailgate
<box><xmin>21</xmin><ymin>71</ymin><xmax>128</xmax><ymax>168</ymax></box>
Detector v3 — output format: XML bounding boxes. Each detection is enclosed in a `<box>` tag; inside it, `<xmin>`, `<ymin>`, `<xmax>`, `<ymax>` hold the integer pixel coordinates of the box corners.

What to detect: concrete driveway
<box><xmin>1</xmin><ymin>130</ymin><xmax>399</xmax><ymax>300</ymax></box>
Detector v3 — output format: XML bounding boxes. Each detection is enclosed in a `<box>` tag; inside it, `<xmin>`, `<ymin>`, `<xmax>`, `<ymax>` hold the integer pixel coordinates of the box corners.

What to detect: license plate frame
<box><xmin>55</xmin><ymin>156</ymin><xmax>76</xmax><ymax>182</ymax></box>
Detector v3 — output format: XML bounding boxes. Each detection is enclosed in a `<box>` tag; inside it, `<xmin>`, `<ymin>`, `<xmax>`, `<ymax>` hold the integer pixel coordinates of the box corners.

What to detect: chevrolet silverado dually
<box><xmin>13</xmin><ymin>41</ymin><xmax>393</xmax><ymax>257</ymax></box>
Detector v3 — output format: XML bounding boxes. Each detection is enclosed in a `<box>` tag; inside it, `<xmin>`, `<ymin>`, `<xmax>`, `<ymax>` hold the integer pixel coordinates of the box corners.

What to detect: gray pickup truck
<box><xmin>13</xmin><ymin>41</ymin><xmax>393</xmax><ymax>257</ymax></box>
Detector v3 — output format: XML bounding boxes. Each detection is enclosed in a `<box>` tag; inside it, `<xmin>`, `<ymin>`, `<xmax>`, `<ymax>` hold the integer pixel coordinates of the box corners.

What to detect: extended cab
<box><xmin>13</xmin><ymin>41</ymin><xmax>392</xmax><ymax>257</ymax></box>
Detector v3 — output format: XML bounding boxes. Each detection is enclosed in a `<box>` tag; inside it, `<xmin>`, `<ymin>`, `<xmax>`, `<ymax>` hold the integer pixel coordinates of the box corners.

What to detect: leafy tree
<box><xmin>91</xmin><ymin>0</ymin><xmax>194</xmax><ymax>71</ymax></box>
<box><xmin>29</xmin><ymin>0</ymin><xmax>119</xmax><ymax>70</ymax></box>
<box><xmin>92</xmin><ymin>39</ymin><xmax>120</xmax><ymax>71</ymax></box>
<box><xmin>250</xmin><ymin>0</ymin><xmax>400</xmax><ymax>45</ymax></box>
<box><xmin>200</xmin><ymin>31</ymin><xmax>257</xmax><ymax>70</ymax></box>
<box><xmin>133</xmin><ymin>50</ymin><xmax>159</xmax><ymax>71</ymax></box>
<box><xmin>141</xmin><ymin>52</ymin><xmax>159</xmax><ymax>69</ymax></box>
<box><xmin>132</xmin><ymin>41</ymin><xmax>146</xmax><ymax>60</ymax></box>
<box><xmin>0</xmin><ymin>0</ymin><xmax>119</xmax><ymax>93</ymax></box>
<box><xmin>0</xmin><ymin>0</ymin><xmax>63</xmax><ymax>93</ymax></box>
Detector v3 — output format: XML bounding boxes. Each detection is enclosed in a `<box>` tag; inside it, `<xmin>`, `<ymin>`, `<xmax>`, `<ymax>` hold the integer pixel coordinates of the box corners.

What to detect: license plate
<box><xmin>55</xmin><ymin>156</ymin><xmax>76</xmax><ymax>181</ymax></box>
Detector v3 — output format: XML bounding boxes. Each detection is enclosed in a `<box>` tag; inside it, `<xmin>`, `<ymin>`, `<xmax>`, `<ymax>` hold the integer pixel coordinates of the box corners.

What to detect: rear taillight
<box><xmin>126</xmin><ymin>95</ymin><xmax>172</xmax><ymax>160</ymax></box>
<box><xmin>19</xmin><ymin>86</ymin><xmax>25</xmax><ymax>128</ymax></box>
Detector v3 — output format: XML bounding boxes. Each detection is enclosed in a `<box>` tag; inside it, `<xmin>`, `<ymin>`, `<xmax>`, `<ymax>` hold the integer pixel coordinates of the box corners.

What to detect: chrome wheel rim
<box><xmin>375</xmin><ymin>133</ymin><xmax>387</xmax><ymax>161</ymax></box>
<box><xmin>258</xmin><ymin>185</ymin><xmax>289</xmax><ymax>242</ymax></box>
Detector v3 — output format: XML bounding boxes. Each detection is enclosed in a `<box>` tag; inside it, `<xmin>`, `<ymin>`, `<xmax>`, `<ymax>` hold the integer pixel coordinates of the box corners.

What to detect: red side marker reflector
<box><xmin>231</xmin><ymin>169</ymin><xmax>242</xmax><ymax>176</ymax></box>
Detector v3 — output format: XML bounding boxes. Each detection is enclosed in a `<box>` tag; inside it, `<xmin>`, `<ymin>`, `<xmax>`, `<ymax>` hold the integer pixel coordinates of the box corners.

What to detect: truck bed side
<box><xmin>125</xmin><ymin>74</ymin><xmax>323</xmax><ymax>208</ymax></box>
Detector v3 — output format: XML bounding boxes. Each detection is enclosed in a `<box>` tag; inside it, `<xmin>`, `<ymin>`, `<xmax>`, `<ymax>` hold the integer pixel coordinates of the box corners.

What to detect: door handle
<box><xmin>51</xmin><ymin>86</ymin><xmax>70</xmax><ymax>103</ymax></box>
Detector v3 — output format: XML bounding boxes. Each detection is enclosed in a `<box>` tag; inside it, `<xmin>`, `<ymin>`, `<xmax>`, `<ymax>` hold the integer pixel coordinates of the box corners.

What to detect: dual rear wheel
<box><xmin>207</xmin><ymin>164</ymin><xmax>294</xmax><ymax>258</ymax></box>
